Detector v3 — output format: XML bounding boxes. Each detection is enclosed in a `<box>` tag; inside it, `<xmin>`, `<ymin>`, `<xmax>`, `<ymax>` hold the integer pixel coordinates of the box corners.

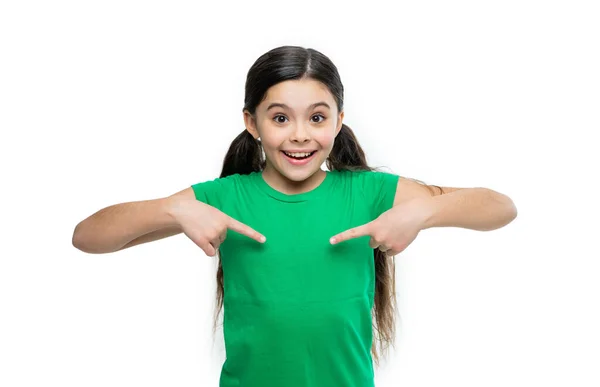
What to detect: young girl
<box><xmin>73</xmin><ymin>45</ymin><xmax>516</xmax><ymax>387</ymax></box>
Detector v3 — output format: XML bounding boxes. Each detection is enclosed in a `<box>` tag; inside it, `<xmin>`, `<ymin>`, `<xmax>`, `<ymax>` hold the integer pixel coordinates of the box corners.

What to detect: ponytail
<box><xmin>219</xmin><ymin>129</ymin><xmax>266</xmax><ymax>178</ymax></box>
<box><xmin>326</xmin><ymin>123</ymin><xmax>372</xmax><ymax>172</ymax></box>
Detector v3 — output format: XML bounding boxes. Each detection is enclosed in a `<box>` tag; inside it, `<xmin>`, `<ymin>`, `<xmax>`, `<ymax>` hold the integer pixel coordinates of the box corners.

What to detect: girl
<box><xmin>73</xmin><ymin>45</ymin><xmax>517</xmax><ymax>387</ymax></box>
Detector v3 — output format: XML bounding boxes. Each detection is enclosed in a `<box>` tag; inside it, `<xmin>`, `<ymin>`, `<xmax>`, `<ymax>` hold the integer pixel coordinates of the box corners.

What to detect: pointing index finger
<box><xmin>330</xmin><ymin>223</ymin><xmax>371</xmax><ymax>245</ymax></box>
<box><xmin>227</xmin><ymin>217</ymin><xmax>266</xmax><ymax>243</ymax></box>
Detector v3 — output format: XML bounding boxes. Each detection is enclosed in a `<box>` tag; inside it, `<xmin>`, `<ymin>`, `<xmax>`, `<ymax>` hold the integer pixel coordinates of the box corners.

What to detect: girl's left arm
<box><xmin>394</xmin><ymin>178</ymin><xmax>518</xmax><ymax>231</ymax></box>
<box><xmin>418</xmin><ymin>187</ymin><xmax>517</xmax><ymax>231</ymax></box>
<box><xmin>329</xmin><ymin>179</ymin><xmax>516</xmax><ymax>248</ymax></box>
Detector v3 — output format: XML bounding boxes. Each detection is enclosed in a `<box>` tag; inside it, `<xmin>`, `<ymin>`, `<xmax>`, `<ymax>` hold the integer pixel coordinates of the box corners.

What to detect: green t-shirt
<box><xmin>191</xmin><ymin>169</ymin><xmax>399</xmax><ymax>387</ymax></box>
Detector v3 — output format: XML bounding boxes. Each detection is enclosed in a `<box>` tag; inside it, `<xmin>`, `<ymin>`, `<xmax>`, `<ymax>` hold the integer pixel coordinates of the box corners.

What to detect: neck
<box><xmin>262</xmin><ymin>165</ymin><xmax>326</xmax><ymax>195</ymax></box>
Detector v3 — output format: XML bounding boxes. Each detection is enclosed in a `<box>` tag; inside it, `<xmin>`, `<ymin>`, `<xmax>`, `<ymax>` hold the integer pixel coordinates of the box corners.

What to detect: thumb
<box><xmin>330</xmin><ymin>222</ymin><xmax>372</xmax><ymax>245</ymax></box>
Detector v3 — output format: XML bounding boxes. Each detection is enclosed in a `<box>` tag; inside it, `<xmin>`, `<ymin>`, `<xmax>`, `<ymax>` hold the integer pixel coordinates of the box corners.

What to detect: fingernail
<box><xmin>260</xmin><ymin>236</ymin><xmax>266</xmax><ymax>243</ymax></box>
<box><xmin>330</xmin><ymin>237</ymin><xmax>336</xmax><ymax>244</ymax></box>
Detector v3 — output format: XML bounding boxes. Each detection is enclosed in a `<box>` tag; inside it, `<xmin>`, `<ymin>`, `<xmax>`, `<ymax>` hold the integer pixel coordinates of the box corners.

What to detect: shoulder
<box><xmin>328</xmin><ymin>168</ymin><xmax>399</xmax><ymax>184</ymax></box>
<box><xmin>335</xmin><ymin>168</ymin><xmax>399</xmax><ymax>186</ymax></box>
<box><xmin>329</xmin><ymin>168</ymin><xmax>400</xmax><ymax>216</ymax></box>
<box><xmin>191</xmin><ymin>172</ymin><xmax>253</xmax><ymax>189</ymax></box>
<box><xmin>191</xmin><ymin>172</ymin><xmax>257</xmax><ymax>204</ymax></box>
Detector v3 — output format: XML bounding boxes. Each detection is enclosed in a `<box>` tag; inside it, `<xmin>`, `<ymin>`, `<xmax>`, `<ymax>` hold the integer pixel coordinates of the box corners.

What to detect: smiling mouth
<box><xmin>281</xmin><ymin>150</ymin><xmax>317</xmax><ymax>160</ymax></box>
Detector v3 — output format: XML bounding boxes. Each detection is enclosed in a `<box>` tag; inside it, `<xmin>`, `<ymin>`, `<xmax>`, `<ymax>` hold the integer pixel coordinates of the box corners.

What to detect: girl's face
<box><xmin>244</xmin><ymin>78</ymin><xmax>343</xmax><ymax>194</ymax></box>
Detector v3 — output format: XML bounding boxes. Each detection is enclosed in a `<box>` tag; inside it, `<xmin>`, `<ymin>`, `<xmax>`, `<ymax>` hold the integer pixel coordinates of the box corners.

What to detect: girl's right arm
<box><xmin>72</xmin><ymin>187</ymin><xmax>266</xmax><ymax>256</ymax></box>
<box><xmin>72</xmin><ymin>187</ymin><xmax>194</xmax><ymax>254</ymax></box>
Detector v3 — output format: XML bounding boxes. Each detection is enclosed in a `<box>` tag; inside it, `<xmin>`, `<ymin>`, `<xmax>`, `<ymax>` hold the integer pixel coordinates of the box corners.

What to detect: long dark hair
<box><xmin>213</xmin><ymin>45</ymin><xmax>439</xmax><ymax>367</ymax></box>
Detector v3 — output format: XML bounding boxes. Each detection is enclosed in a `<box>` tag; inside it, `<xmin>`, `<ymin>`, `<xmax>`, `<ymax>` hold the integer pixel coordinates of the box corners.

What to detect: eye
<box><xmin>312</xmin><ymin>114</ymin><xmax>326</xmax><ymax>123</ymax></box>
<box><xmin>273</xmin><ymin>114</ymin><xmax>327</xmax><ymax>124</ymax></box>
<box><xmin>274</xmin><ymin>114</ymin><xmax>288</xmax><ymax>124</ymax></box>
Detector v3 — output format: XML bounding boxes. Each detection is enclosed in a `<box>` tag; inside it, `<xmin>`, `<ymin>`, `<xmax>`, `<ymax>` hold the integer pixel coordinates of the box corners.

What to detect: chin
<box><xmin>280</xmin><ymin>166</ymin><xmax>323</xmax><ymax>182</ymax></box>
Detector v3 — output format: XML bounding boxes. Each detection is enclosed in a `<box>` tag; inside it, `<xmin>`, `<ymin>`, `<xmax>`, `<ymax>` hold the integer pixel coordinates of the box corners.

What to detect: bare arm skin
<box><xmin>72</xmin><ymin>187</ymin><xmax>195</xmax><ymax>254</ymax></box>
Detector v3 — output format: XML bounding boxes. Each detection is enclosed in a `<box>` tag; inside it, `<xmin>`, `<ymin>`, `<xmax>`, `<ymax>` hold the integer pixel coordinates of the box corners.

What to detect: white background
<box><xmin>1</xmin><ymin>0</ymin><xmax>599</xmax><ymax>386</ymax></box>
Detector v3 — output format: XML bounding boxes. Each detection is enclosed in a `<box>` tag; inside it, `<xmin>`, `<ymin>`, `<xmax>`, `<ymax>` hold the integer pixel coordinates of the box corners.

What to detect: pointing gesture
<box><xmin>170</xmin><ymin>198</ymin><xmax>266</xmax><ymax>257</ymax></box>
<box><xmin>329</xmin><ymin>201</ymin><xmax>429</xmax><ymax>257</ymax></box>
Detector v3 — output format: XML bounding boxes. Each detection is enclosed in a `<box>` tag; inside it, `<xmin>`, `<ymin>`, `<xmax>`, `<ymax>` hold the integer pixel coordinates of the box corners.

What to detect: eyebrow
<box><xmin>266</xmin><ymin>101</ymin><xmax>331</xmax><ymax>112</ymax></box>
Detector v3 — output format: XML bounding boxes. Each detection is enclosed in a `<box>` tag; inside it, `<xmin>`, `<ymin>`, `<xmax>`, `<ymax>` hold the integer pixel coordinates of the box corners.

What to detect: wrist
<box><xmin>162</xmin><ymin>195</ymin><xmax>189</xmax><ymax>229</ymax></box>
<box><xmin>414</xmin><ymin>196</ymin><xmax>438</xmax><ymax>230</ymax></box>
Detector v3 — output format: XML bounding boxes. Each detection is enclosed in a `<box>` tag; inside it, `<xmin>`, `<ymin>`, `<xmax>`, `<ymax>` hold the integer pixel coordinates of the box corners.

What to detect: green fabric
<box><xmin>191</xmin><ymin>169</ymin><xmax>399</xmax><ymax>387</ymax></box>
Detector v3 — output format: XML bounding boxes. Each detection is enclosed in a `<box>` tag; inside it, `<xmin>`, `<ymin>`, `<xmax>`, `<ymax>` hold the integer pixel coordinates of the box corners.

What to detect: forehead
<box><xmin>262</xmin><ymin>79</ymin><xmax>335</xmax><ymax>109</ymax></box>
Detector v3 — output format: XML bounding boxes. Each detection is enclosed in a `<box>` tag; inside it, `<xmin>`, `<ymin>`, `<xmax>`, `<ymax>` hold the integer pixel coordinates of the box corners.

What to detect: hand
<box><xmin>329</xmin><ymin>199</ymin><xmax>431</xmax><ymax>256</ymax></box>
<box><xmin>170</xmin><ymin>199</ymin><xmax>266</xmax><ymax>257</ymax></box>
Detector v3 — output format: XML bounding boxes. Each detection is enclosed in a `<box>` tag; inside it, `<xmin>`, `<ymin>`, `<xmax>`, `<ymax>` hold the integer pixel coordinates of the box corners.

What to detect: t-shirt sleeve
<box><xmin>356</xmin><ymin>170</ymin><xmax>400</xmax><ymax>219</ymax></box>
<box><xmin>190</xmin><ymin>174</ymin><xmax>237</xmax><ymax>211</ymax></box>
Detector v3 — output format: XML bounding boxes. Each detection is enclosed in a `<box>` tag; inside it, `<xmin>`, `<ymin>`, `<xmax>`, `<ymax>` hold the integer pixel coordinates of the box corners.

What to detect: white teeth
<box><xmin>284</xmin><ymin>151</ymin><xmax>313</xmax><ymax>157</ymax></box>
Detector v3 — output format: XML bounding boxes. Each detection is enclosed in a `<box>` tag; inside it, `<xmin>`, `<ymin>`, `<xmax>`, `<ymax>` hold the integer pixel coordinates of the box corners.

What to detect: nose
<box><xmin>290</xmin><ymin>124</ymin><xmax>310</xmax><ymax>143</ymax></box>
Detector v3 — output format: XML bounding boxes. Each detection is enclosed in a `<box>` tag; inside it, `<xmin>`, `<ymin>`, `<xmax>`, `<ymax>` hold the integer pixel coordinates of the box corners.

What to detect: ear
<box><xmin>243</xmin><ymin>109</ymin><xmax>260</xmax><ymax>140</ymax></box>
<box><xmin>335</xmin><ymin>110</ymin><xmax>344</xmax><ymax>136</ymax></box>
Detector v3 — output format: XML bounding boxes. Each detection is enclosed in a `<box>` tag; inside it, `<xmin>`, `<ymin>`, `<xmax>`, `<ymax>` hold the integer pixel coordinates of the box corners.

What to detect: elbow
<box><xmin>499</xmin><ymin>193</ymin><xmax>518</xmax><ymax>222</ymax></box>
<box><xmin>72</xmin><ymin>222</ymin><xmax>101</xmax><ymax>254</ymax></box>
<box><xmin>501</xmin><ymin>201</ymin><xmax>518</xmax><ymax>229</ymax></box>
<box><xmin>509</xmin><ymin>199</ymin><xmax>518</xmax><ymax>221</ymax></box>
<box><xmin>72</xmin><ymin>223</ymin><xmax>89</xmax><ymax>252</ymax></box>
